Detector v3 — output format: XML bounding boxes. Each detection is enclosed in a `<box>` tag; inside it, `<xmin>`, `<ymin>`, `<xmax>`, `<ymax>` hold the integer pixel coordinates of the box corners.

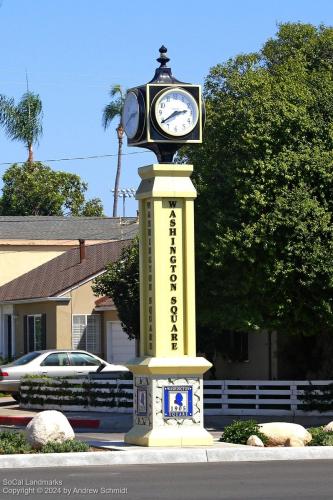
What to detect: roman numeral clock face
<box><xmin>153</xmin><ymin>88</ymin><xmax>199</xmax><ymax>138</ymax></box>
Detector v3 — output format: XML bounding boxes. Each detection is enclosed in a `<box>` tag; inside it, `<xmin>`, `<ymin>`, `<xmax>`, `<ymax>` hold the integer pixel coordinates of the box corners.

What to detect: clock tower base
<box><xmin>124</xmin><ymin>163</ymin><xmax>213</xmax><ymax>447</ymax></box>
<box><xmin>124</xmin><ymin>357</ymin><xmax>213</xmax><ymax>447</ymax></box>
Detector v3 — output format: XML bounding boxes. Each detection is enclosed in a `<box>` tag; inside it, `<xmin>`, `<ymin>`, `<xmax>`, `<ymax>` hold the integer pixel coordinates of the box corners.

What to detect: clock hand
<box><xmin>161</xmin><ymin>109</ymin><xmax>187</xmax><ymax>124</ymax></box>
<box><xmin>125</xmin><ymin>111</ymin><xmax>138</xmax><ymax>127</ymax></box>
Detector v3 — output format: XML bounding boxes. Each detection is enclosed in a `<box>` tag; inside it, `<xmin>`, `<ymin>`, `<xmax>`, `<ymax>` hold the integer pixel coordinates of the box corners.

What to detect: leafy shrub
<box><xmin>39</xmin><ymin>440</ymin><xmax>89</xmax><ymax>453</ymax></box>
<box><xmin>307</xmin><ymin>427</ymin><xmax>333</xmax><ymax>446</ymax></box>
<box><xmin>0</xmin><ymin>431</ymin><xmax>89</xmax><ymax>454</ymax></box>
<box><xmin>0</xmin><ymin>431</ymin><xmax>33</xmax><ymax>454</ymax></box>
<box><xmin>220</xmin><ymin>419</ymin><xmax>268</xmax><ymax>445</ymax></box>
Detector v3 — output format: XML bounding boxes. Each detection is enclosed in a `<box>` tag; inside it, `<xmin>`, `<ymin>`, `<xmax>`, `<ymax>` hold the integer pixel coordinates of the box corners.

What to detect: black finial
<box><xmin>149</xmin><ymin>45</ymin><xmax>184</xmax><ymax>84</ymax></box>
<box><xmin>157</xmin><ymin>45</ymin><xmax>170</xmax><ymax>67</ymax></box>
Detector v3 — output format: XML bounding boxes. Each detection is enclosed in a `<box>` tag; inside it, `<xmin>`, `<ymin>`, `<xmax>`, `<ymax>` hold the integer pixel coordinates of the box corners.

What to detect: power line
<box><xmin>0</xmin><ymin>150</ymin><xmax>151</xmax><ymax>166</ymax></box>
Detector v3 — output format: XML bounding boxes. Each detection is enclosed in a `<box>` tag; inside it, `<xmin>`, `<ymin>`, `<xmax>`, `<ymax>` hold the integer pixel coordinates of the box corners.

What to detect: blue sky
<box><xmin>0</xmin><ymin>0</ymin><xmax>332</xmax><ymax>216</ymax></box>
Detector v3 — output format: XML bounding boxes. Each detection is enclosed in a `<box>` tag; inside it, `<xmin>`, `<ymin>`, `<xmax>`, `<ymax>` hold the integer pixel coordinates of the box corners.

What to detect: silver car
<box><xmin>0</xmin><ymin>350</ymin><xmax>129</xmax><ymax>400</ymax></box>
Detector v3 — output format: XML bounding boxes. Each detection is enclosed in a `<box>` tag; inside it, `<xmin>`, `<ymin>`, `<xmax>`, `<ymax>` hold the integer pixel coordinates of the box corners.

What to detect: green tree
<box><xmin>93</xmin><ymin>238</ymin><xmax>140</xmax><ymax>340</ymax></box>
<box><xmin>103</xmin><ymin>84</ymin><xmax>125</xmax><ymax>217</ymax></box>
<box><xmin>183</xmin><ymin>22</ymin><xmax>333</xmax><ymax>341</ymax></box>
<box><xmin>0</xmin><ymin>162</ymin><xmax>104</xmax><ymax>216</ymax></box>
<box><xmin>0</xmin><ymin>92</ymin><xmax>43</xmax><ymax>163</ymax></box>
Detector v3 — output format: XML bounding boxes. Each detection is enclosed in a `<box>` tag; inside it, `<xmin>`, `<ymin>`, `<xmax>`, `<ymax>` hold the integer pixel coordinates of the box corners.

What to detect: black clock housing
<box><xmin>124</xmin><ymin>46</ymin><xmax>205</xmax><ymax>163</ymax></box>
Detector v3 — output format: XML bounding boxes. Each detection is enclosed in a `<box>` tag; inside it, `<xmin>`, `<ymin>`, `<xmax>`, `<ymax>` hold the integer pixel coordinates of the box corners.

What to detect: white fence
<box><xmin>20</xmin><ymin>378</ymin><xmax>333</xmax><ymax>416</ymax></box>
<box><xmin>204</xmin><ymin>380</ymin><xmax>333</xmax><ymax>416</ymax></box>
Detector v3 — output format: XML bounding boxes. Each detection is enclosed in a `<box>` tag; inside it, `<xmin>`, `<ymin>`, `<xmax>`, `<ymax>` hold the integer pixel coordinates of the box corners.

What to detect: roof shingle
<box><xmin>0</xmin><ymin>216</ymin><xmax>138</xmax><ymax>241</ymax></box>
<box><xmin>0</xmin><ymin>240</ymin><xmax>131</xmax><ymax>302</ymax></box>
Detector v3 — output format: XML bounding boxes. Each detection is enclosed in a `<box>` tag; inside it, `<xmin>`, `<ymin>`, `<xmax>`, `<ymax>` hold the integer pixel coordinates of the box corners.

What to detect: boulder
<box><xmin>323</xmin><ymin>421</ymin><xmax>333</xmax><ymax>432</ymax></box>
<box><xmin>26</xmin><ymin>410</ymin><xmax>74</xmax><ymax>449</ymax></box>
<box><xmin>285</xmin><ymin>437</ymin><xmax>305</xmax><ymax>447</ymax></box>
<box><xmin>259</xmin><ymin>422</ymin><xmax>312</xmax><ymax>447</ymax></box>
<box><xmin>247</xmin><ymin>435</ymin><xmax>265</xmax><ymax>447</ymax></box>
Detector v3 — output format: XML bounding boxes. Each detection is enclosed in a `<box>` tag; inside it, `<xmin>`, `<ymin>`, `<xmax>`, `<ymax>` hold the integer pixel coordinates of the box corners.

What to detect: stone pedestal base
<box><xmin>125</xmin><ymin>357</ymin><xmax>213</xmax><ymax>447</ymax></box>
<box><xmin>125</xmin><ymin>424</ymin><xmax>213</xmax><ymax>447</ymax></box>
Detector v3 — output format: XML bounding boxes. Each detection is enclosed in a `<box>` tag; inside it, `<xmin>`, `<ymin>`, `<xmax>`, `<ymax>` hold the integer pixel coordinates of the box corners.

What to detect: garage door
<box><xmin>106</xmin><ymin>321</ymin><xmax>136</xmax><ymax>363</ymax></box>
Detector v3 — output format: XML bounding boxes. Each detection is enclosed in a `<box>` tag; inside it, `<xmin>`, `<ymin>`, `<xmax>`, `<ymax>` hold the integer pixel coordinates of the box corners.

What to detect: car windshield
<box><xmin>9</xmin><ymin>352</ymin><xmax>41</xmax><ymax>366</ymax></box>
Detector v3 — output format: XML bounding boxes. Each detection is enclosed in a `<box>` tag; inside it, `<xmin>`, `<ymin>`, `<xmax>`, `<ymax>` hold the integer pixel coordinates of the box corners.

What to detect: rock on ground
<box><xmin>247</xmin><ymin>435</ymin><xmax>265</xmax><ymax>447</ymax></box>
<box><xmin>26</xmin><ymin>410</ymin><xmax>75</xmax><ymax>449</ymax></box>
<box><xmin>285</xmin><ymin>437</ymin><xmax>305</xmax><ymax>447</ymax></box>
<box><xmin>323</xmin><ymin>421</ymin><xmax>333</xmax><ymax>432</ymax></box>
<box><xmin>259</xmin><ymin>422</ymin><xmax>312</xmax><ymax>447</ymax></box>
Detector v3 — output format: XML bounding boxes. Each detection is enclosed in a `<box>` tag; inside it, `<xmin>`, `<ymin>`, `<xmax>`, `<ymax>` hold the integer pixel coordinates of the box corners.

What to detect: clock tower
<box><xmin>124</xmin><ymin>47</ymin><xmax>213</xmax><ymax>447</ymax></box>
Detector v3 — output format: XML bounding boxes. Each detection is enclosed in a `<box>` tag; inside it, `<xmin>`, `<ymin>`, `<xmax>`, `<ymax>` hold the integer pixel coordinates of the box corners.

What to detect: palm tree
<box><xmin>0</xmin><ymin>91</ymin><xmax>43</xmax><ymax>163</ymax></box>
<box><xmin>102</xmin><ymin>84</ymin><xmax>125</xmax><ymax>217</ymax></box>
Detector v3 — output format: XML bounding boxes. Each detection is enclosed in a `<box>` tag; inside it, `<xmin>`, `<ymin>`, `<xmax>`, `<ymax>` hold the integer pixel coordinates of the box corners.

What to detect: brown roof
<box><xmin>0</xmin><ymin>240</ymin><xmax>131</xmax><ymax>302</ymax></box>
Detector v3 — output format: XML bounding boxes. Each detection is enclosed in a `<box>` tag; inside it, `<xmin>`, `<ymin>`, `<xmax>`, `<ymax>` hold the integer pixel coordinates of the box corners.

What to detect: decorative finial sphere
<box><xmin>157</xmin><ymin>45</ymin><xmax>170</xmax><ymax>67</ymax></box>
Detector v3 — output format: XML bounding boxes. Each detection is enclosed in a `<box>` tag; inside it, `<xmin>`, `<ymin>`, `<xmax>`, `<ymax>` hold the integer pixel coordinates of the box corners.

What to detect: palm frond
<box><xmin>102</xmin><ymin>84</ymin><xmax>127</xmax><ymax>130</ymax></box>
<box><xmin>0</xmin><ymin>95</ymin><xmax>15</xmax><ymax>125</ymax></box>
<box><xmin>102</xmin><ymin>99</ymin><xmax>123</xmax><ymax>129</ymax></box>
<box><xmin>109</xmin><ymin>84</ymin><xmax>124</xmax><ymax>99</ymax></box>
<box><xmin>0</xmin><ymin>92</ymin><xmax>43</xmax><ymax>146</ymax></box>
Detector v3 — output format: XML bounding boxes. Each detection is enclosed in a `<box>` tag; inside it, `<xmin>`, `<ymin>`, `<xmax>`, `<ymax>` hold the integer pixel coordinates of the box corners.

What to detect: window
<box><xmin>24</xmin><ymin>314</ymin><xmax>46</xmax><ymax>352</ymax></box>
<box><xmin>11</xmin><ymin>351</ymin><xmax>41</xmax><ymax>366</ymax></box>
<box><xmin>41</xmin><ymin>353</ymin><xmax>70</xmax><ymax>367</ymax></box>
<box><xmin>69</xmin><ymin>352</ymin><xmax>101</xmax><ymax>366</ymax></box>
<box><xmin>72</xmin><ymin>315</ymin><xmax>101</xmax><ymax>354</ymax></box>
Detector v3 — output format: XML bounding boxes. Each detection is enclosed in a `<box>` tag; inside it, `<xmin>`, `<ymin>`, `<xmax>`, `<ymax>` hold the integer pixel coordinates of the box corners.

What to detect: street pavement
<box><xmin>0</xmin><ymin>461</ymin><xmax>332</xmax><ymax>500</ymax></box>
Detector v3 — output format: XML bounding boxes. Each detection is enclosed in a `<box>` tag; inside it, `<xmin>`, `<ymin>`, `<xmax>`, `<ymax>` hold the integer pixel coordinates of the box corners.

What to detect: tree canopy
<box><xmin>93</xmin><ymin>238</ymin><xmax>139</xmax><ymax>340</ymax></box>
<box><xmin>92</xmin><ymin>23</ymin><xmax>333</xmax><ymax>353</ymax></box>
<box><xmin>183</xmin><ymin>22</ymin><xmax>333</xmax><ymax>338</ymax></box>
<box><xmin>0</xmin><ymin>162</ymin><xmax>104</xmax><ymax>216</ymax></box>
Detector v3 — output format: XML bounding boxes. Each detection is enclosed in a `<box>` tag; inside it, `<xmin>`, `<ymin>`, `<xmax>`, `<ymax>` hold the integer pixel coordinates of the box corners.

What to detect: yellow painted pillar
<box><xmin>125</xmin><ymin>164</ymin><xmax>213</xmax><ymax>447</ymax></box>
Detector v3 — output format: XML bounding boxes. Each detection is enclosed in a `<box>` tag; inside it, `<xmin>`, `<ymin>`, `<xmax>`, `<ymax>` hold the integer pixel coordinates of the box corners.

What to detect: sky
<box><xmin>0</xmin><ymin>0</ymin><xmax>332</xmax><ymax>216</ymax></box>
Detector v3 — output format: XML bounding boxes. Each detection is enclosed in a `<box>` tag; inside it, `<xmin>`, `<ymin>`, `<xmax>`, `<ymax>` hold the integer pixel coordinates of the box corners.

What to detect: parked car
<box><xmin>0</xmin><ymin>350</ymin><xmax>129</xmax><ymax>400</ymax></box>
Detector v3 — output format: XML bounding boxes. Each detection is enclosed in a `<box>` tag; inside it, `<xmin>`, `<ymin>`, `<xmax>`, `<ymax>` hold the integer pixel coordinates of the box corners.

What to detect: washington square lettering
<box><xmin>169</xmin><ymin>200</ymin><xmax>178</xmax><ymax>350</ymax></box>
<box><xmin>146</xmin><ymin>201</ymin><xmax>153</xmax><ymax>352</ymax></box>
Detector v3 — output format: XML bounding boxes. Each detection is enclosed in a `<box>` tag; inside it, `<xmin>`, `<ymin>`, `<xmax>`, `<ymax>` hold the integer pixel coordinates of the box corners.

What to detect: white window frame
<box><xmin>72</xmin><ymin>314</ymin><xmax>101</xmax><ymax>354</ymax></box>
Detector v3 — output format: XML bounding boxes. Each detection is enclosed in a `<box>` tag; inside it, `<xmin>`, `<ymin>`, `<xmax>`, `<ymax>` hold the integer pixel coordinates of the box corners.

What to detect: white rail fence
<box><xmin>20</xmin><ymin>378</ymin><xmax>333</xmax><ymax>416</ymax></box>
<box><xmin>204</xmin><ymin>380</ymin><xmax>333</xmax><ymax>416</ymax></box>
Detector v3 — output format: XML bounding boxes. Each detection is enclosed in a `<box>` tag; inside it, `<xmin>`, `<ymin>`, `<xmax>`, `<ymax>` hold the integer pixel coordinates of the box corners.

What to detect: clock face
<box><xmin>153</xmin><ymin>88</ymin><xmax>199</xmax><ymax>137</ymax></box>
<box><xmin>123</xmin><ymin>91</ymin><xmax>140</xmax><ymax>139</ymax></box>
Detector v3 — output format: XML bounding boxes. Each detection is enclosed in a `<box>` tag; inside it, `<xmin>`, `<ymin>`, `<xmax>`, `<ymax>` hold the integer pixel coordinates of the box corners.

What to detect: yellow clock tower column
<box><xmin>125</xmin><ymin>163</ymin><xmax>213</xmax><ymax>446</ymax></box>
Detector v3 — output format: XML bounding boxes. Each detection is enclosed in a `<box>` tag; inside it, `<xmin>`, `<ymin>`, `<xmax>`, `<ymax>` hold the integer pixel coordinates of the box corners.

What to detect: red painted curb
<box><xmin>0</xmin><ymin>416</ymin><xmax>100</xmax><ymax>429</ymax></box>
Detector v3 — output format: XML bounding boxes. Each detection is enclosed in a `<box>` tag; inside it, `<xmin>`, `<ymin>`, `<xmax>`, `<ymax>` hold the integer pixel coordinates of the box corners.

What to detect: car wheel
<box><xmin>11</xmin><ymin>393</ymin><xmax>21</xmax><ymax>402</ymax></box>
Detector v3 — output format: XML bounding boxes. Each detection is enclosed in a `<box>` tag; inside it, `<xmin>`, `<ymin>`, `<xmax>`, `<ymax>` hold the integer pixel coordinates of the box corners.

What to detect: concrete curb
<box><xmin>0</xmin><ymin>416</ymin><xmax>100</xmax><ymax>429</ymax></box>
<box><xmin>2</xmin><ymin>445</ymin><xmax>333</xmax><ymax>469</ymax></box>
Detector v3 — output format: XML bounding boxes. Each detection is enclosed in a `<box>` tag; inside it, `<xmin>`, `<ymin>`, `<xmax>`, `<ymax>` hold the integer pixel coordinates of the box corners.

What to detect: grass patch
<box><xmin>0</xmin><ymin>430</ymin><xmax>89</xmax><ymax>454</ymax></box>
<box><xmin>220</xmin><ymin>419</ymin><xmax>268</xmax><ymax>445</ymax></box>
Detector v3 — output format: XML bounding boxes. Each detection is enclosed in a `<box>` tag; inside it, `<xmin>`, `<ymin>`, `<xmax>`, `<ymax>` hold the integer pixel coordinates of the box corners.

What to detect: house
<box><xmin>0</xmin><ymin>216</ymin><xmax>138</xmax><ymax>286</ymax></box>
<box><xmin>0</xmin><ymin>240</ymin><xmax>137</xmax><ymax>363</ymax></box>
